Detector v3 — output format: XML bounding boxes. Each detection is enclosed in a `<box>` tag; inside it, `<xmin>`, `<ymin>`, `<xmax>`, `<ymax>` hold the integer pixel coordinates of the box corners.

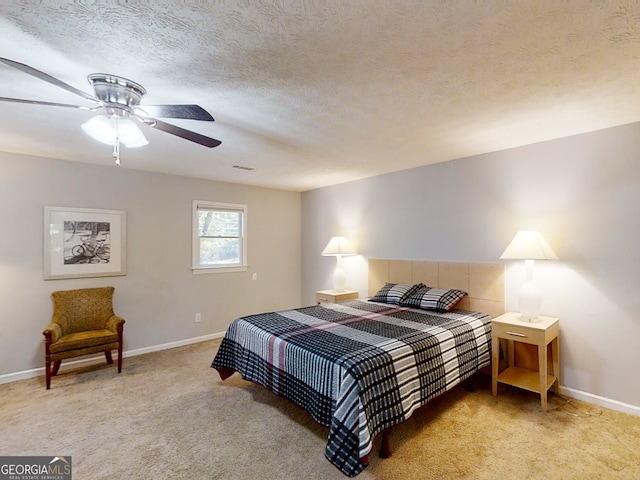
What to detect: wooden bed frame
<box><xmin>366</xmin><ymin>259</ymin><xmax>505</xmax><ymax>460</ymax></box>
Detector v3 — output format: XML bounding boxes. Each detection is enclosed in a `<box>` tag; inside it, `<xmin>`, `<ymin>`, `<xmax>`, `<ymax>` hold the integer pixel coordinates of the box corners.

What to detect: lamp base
<box><xmin>518</xmin><ymin>281</ymin><xmax>541</xmax><ymax>321</ymax></box>
<box><xmin>332</xmin><ymin>266</ymin><xmax>347</xmax><ymax>292</ymax></box>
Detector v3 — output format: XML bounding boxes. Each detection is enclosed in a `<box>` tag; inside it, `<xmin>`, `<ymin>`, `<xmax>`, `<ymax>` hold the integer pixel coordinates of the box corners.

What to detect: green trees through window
<box><xmin>193</xmin><ymin>201</ymin><xmax>247</xmax><ymax>272</ymax></box>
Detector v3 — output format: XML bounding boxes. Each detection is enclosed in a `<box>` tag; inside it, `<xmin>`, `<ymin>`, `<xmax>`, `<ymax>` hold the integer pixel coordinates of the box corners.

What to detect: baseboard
<box><xmin>0</xmin><ymin>331</ymin><xmax>226</xmax><ymax>385</ymax></box>
<box><xmin>123</xmin><ymin>332</ymin><xmax>225</xmax><ymax>357</ymax></box>
<box><xmin>559</xmin><ymin>385</ymin><xmax>640</xmax><ymax>417</ymax></box>
<box><xmin>3</xmin><ymin>336</ymin><xmax>639</xmax><ymax>418</ymax></box>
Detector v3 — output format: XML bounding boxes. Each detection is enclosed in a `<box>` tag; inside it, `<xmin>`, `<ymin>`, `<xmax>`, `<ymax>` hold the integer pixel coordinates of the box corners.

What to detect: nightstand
<box><xmin>315</xmin><ymin>289</ymin><xmax>358</xmax><ymax>304</ymax></box>
<box><xmin>491</xmin><ymin>312</ymin><xmax>560</xmax><ymax>412</ymax></box>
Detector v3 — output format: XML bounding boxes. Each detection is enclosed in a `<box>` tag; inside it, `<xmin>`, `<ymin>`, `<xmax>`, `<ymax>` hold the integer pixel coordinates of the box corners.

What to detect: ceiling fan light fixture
<box><xmin>81</xmin><ymin>115</ymin><xmax>116</xmax><ymax>145</ymax></box>
<box><xmin>81</xmin><ymin>115</ymin><xmax>148</xmax><ymax>148</ymax></box>
<box><xmin>117</xmin><ymin>118</ymin><xmax>149</xmax><ymax>148</ymax></box>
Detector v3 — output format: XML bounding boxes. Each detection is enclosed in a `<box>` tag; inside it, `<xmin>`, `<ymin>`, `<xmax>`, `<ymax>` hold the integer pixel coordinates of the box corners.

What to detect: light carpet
<box><xmin>1</xmin><ymin>339</ymin><xmax>639</xmax><ymax>479</ymax></box>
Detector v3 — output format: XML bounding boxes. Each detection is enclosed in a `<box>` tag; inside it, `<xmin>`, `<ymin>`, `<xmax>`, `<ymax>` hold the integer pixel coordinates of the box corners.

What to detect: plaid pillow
<box><xmin>370</xmin><ymin>283</ymin><xmax>423</xmax><ymax>305</ymax></box>
<box><xmin>401</xmin><ymin>286</ymin><xmax>467</xmax><ymax>311</ymax></box>
<box><xmin>400</xmin><ymin>285</ymin><xmax>431</xmax><ymax>308</ymax></box>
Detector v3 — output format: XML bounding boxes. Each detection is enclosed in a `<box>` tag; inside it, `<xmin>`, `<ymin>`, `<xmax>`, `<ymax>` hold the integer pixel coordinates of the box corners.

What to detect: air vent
<box><xmin>232</xmin><ymin>165</ymin><xmax>254</xmax><ymax>171</ymax></box>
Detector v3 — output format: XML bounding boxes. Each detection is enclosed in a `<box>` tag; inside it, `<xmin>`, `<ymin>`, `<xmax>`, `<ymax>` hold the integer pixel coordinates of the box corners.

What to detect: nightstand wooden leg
<box><xmin>538</xmin><ymin>343</ymin><xmax>548</xmax><ymax>412</ymax></box>
<box><xmin>492</xmin><ymin>336</ymin><xmax>499</xmax><ymax>396</ymax></box>
<box><xmin>506</xmin><ymin>339</ymin><xmax>515</xmax><ymax>368</ymax></box>
<box><xmin>551</xmin><ymin>337</ymin><xmax>560</xmax><ymax>393</ymax></box>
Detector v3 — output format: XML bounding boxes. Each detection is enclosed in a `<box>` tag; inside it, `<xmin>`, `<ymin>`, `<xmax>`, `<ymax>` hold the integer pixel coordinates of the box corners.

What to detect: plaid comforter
<box><xmin>211</xmin><ymin>299</ymin><xmax>492</xmax><ymax>477</ymax></box>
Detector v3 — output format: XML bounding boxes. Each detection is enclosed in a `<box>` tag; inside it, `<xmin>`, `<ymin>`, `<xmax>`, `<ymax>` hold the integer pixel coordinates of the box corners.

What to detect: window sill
<box><xmin>192</xmin><ymin>266</ymin><xmax>248</xmax><ymax>275</ymax></box>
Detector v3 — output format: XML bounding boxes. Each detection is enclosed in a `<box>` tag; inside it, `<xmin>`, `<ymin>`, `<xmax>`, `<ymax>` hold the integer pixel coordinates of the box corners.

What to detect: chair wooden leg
<box><xmin>117</xmin><ymin>322</ymin><xmax>124</xmax><ymax>374</ymax></box>
<box><xmin>105</xmin><ymin>350</ymin><xmax>113</xmax><ymax>365</ymax></box>
<box><xmin>45</xmin><ymin>360</ymin><xmax>52</xmax><ymax>389</ymax></box>
<box><xmin>44</xmin><ymin>360</ymin><xmax>61</xmax><ymax>390</ymax></box>
<box><xmin>117</xmin><ymin>346</ymin><xmax>123</xmax><ymax>373</ymax></box>
<box><xmin>44</xmin><ymin>332</ymin><xmax>53</xmax><ymax>389</ymax></box>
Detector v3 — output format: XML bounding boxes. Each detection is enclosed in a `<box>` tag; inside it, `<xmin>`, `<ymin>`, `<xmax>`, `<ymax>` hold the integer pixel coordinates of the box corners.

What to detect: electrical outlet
<box><xmin>195</xmin><ymin>313</ymin><xmax>202</xmax><ymax>323</ymax></box>
<box><xmin>252</xmin><ymin>273</ymin><xmax>258</xmax><ymax>280</ymax></box>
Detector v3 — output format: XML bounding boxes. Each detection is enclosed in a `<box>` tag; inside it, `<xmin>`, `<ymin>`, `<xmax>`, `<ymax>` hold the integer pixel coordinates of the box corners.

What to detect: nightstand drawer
<box><xmin>491</xmin><ymin>322</ymin><xmax>546</xmax><ymax>345</ymax></box>
<box><xmin>491</xmin><ymin>312</ymin><xmax>559</xmax><ymax>346</ymax></box>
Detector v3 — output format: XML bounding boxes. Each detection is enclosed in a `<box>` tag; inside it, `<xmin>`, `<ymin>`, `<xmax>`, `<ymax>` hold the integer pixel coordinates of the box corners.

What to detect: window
<box><xmin>192</xmin><ymin>200</ymin><xmax>247</xmax><ymax>273</ymax></box>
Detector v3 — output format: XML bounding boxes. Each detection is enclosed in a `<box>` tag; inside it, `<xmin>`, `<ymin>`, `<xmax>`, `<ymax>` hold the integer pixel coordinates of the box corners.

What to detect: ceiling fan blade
<box><xmin>145</xmin><ymin>118</ymin><xmax>221</xmax><ymax>148</ymax></box>
<box><xmin>0</xmin><ymin>96</ymin><xmax>94</xmax><ymax>110</ymax></box>
<box><xmin>136</xmin><ymin>104</ymin><xmax>214</xmax><ymax>121</ymax></box>
<box><xmin>0</xmin><ymin>57</ymin><xmax>99</xmax><ymax>103</ymax></box>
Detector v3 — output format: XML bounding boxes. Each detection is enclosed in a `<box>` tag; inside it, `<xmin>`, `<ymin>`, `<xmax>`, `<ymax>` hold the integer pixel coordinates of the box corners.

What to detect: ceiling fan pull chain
<box><xmin>112</xmin><ymin>137</ymin><xmax>121</xmax><ymax>166</ymax></box>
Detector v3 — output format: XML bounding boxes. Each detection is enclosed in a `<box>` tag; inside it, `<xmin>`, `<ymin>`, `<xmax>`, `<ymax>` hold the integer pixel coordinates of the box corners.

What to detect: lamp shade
<box><xmin>117</xmin><ymin>118</ymin><xmax>149</xmax><ymax>148</ymax></box>
<box><xmin>81</xmin><ymin>115</ymin><xmax>148</xmax><ymax>148</ymax></box>
<box><xmin>321</xmin><ymin>236</ymin><xmax>356</xmax><ymax>256</ymax></box>
<box><xmin>500</xmin><ymin>231</ymin><xmax>558</xmax><ymax>260</ymax></box>
<box><xmin>81</xmin><ymin>115</ymin><xmax>117</xmax><ymax>145</ymax></box>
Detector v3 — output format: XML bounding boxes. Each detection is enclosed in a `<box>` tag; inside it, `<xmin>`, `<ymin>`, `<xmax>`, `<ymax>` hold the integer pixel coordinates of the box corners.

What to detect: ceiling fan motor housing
<box><xmin>88</xmin><ymin>73</ymin><xmax>146</xmax><ymax>117</ymax></box>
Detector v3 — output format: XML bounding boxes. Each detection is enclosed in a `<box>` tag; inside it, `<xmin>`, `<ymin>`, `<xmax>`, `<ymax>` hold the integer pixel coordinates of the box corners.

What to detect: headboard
<box><xmin>368</xmin><ymin>259</ymin><xmax>505</xmax><ymax>318</ymax></box>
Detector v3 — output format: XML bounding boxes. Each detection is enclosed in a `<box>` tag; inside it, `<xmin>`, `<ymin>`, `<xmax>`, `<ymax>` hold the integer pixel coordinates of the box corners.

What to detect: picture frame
<box><xmin>43</xmin><ymin>206</ymin><xmax>127</xmax><ymax>280</ymax></box>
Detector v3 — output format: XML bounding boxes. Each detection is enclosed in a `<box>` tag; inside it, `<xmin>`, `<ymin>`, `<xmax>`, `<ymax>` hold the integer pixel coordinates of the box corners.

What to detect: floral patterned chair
<box><xmin>43</xmin><ymin>287</ymin><xmax>125</xmax><ymax>389</ymax></box>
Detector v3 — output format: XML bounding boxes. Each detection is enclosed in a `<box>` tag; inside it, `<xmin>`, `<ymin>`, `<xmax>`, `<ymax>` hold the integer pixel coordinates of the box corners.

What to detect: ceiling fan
<box><xmin>0</xmin><ymin>57</ymin><xmax>221</xmax><ymax>165</ymax></box>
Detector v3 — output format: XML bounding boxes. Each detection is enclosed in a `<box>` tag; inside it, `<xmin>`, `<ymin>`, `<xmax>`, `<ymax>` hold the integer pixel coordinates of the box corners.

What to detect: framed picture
<box><xmin>43</xmin><ymin>206</ymin><xmax>127</xmax><ymax>280</ymax></box>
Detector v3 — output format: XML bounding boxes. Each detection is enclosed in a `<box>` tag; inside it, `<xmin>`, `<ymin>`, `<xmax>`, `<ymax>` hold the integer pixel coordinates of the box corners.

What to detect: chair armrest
<box><xmin>106</xmin><ymin>315</ymin><xmax>125</xmax><ymax>333</ymax></box>
<box><xmin>43</xmin><ymin>322</ymin><xmax>62</xmax><ymax>343</ymax></box>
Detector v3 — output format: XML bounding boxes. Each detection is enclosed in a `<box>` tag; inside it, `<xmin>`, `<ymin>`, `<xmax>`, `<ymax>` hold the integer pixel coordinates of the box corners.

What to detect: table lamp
<box><xmin>321</xmin><ymin>236</ymin><xmax>356</xmax><ymax>292</ymax></box>
<box><xmin>500</xmin><ymin>230</ymin><xmax>558</xmax><ymax>321</ymax></box>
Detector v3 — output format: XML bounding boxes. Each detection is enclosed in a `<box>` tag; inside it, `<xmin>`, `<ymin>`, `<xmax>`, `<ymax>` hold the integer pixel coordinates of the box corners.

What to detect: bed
<box><xmin>211</xmin><ymin>260</ymin><xmax>505</xmax><ymax>477</ymax></box>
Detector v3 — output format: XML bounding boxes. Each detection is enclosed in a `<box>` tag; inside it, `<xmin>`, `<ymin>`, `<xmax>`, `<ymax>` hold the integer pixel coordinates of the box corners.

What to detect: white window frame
<box><xmin>192</xmin><ymin>200</ymin><xmax>248</xmax><ymax>274</ymax></box>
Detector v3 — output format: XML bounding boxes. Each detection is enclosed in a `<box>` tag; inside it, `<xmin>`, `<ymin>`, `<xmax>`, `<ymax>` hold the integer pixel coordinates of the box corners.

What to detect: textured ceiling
<box><xmin>1</xmin><ymin>1</ymin><xmax>639</xmax><ymax>191</ymax></box>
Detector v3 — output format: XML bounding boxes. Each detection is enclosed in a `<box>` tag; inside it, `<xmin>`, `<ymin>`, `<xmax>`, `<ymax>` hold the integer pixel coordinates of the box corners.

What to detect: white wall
<box><xmin>301</xmin><ymin>122</ymin><xmax>640</xmax><ymax>411</ymax></box>
<box><xmin>0</xmin><ymin>153</ymin><xmax>301</xmax><ymax>377</ymax></box>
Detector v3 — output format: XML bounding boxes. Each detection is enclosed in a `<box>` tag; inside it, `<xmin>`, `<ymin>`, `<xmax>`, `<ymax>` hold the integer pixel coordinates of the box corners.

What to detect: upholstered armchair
<box><xmin>43</xmin><ymin>286</ymin><xmax>125</xmax><ymax>389</ymax></box>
